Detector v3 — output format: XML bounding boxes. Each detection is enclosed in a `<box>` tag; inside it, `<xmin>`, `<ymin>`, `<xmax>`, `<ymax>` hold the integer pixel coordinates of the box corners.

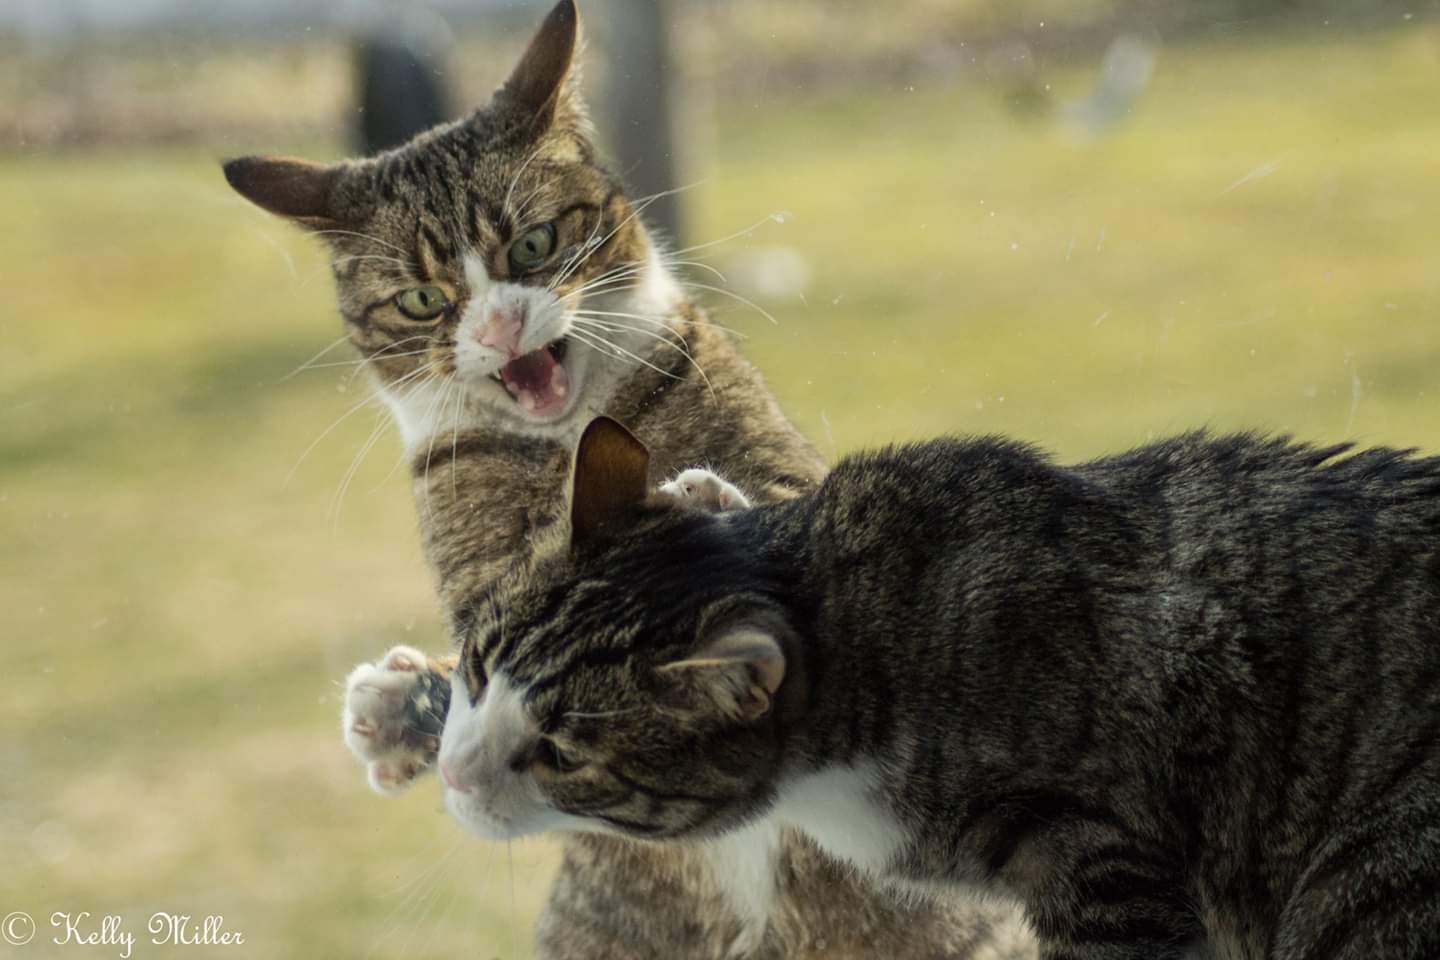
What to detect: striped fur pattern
<box><xmin>224</xmin><ymin>1</ymin><xmax>1032</xmax><ymax>956</ymax></box>
<box><xmin>450</xmin><ymin>428</ymin><xmax>1440</xmax><ymax>959</ymax></box>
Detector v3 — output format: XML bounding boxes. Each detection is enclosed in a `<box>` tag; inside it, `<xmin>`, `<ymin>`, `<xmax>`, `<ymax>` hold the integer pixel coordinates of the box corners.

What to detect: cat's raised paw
<box><xmin>342</xmin><ymin>645</ymin><xmax>450</xmax><ymax>795</ymax></box>
<box><xmin>661</xmin><ymin>468</ymin><xmax>751</xmax><ymax>513</ymax></box>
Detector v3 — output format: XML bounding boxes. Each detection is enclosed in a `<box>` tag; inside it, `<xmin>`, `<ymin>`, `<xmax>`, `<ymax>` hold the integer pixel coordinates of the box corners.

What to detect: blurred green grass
<box><xmin>2</xmin><ymin>22</ymin><xmax>1438</xmax><ymax>958</ymax></box>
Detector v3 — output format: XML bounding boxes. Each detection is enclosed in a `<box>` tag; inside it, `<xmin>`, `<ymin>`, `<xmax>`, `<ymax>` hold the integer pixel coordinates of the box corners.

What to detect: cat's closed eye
<box><xmin>534</xmin><ymin>737</ymin><xmax>586</xmax><ymax>774</ymax></box>
<box><xmin>461</xmin><ymin>640</ymin><xmax>487</xmax><ymax>705</ymax></box>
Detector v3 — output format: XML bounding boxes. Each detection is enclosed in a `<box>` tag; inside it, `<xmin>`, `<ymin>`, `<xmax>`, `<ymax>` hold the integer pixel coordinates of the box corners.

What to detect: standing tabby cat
<box><xmin>223</xmin><ymin>1</ymin><xmax>1029</xmax><ymax>957</ymax></box>
<box><xmin>439</xmin><ymin>417</ymin><xmax>1440</xmax><ymax>959</ymax></box>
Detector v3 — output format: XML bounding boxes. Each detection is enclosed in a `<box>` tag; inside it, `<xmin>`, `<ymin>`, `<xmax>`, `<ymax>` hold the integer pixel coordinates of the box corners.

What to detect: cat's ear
<box><xmin>222</xmin><ymin>156</ymin><xmax>347</xmax><ymax>231</ymax></box>
<box><xmin>570</xmin><ymin>416</ymin><xmax>650</xmax><ymax>548</ymax></box>
<box><xmin>492</xmin><ymin>0</ymin><xmax>588</xmax><ymax>135</ymax></box>
<box><xmin>658</xmin><ymin>628</ymin><xmax>787</xmax><ymax>722</ymax></box>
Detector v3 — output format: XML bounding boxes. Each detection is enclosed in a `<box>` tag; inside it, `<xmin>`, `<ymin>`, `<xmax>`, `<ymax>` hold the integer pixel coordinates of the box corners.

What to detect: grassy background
<box><xmin>3</xmin><ymin>19</ymin><xmax>1438</xmax><ymax>959</ymax></box>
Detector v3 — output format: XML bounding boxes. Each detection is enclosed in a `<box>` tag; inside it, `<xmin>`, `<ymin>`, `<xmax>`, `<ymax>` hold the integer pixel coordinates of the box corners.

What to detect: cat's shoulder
<box><xmin>813</xmin><ymin>435</ymin><xmax>1061</xmax><ymax>517</ymax></box>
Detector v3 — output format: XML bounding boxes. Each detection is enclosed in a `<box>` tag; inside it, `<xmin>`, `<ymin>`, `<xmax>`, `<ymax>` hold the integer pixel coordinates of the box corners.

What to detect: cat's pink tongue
<box><xmin>499</xmin><ymin>347</ymin><xmax>570</xmax><ymax>416</ymax></box>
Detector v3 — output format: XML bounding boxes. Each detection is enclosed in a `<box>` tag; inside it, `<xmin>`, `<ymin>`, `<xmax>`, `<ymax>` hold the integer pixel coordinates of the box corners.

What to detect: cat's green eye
<box><xmin>508</xmin><ymin>223</ymin><xmax>557</xmax><ymax>274</ymax></box>
<box><xmin>536</xmin><ymin>737</ymin><xmax>584</xmax><ymax>774</ymax></box>
<box><xmin>395</xmin><ymin>286</ymin><xmax>449</xmax><ymax>321</ymax></box>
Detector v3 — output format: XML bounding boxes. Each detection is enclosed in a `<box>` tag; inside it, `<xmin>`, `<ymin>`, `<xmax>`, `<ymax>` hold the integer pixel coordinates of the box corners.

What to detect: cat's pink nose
<box><xmin>477</xmin><ymin>307</ymin><xmax>524</xmax><ymax>355</ymax></box>
<box><xmin>440</xmin><ymin>759</ymin><xmax>471</xmax><ymax>794</ymax></box>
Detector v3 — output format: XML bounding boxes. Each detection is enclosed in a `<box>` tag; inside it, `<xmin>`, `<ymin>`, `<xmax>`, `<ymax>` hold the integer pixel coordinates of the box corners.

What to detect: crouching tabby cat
<box><xmin>440</xmin><ymin>417</ymin><xmax>1440</xmax><ymax>960</ymax></box>
<box><xmin>224</xmin><ymin>1</ymin><xmax>1029</xmax><ymax>956</ymax></box>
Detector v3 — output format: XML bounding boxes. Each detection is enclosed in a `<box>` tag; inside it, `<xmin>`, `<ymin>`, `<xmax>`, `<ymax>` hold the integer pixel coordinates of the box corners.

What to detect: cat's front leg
<box><xmin>342</xmin><ymin>646</ymin><xmax>456</xmax><ymax>794</ymax></box>
<box><xmin>660</xmin><ymin>468</ymin><xmax>751</xmax><ymax>513</ymax></box>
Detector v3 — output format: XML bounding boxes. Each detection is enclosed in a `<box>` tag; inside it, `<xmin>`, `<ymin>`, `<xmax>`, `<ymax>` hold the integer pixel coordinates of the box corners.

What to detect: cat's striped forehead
<box><xmin>459</xmin><ymin>574</ymin><xmax>654</xmax><ymax>720</ymax></box>
<box><xmin>333</xmin><ymin>118</ymin><xmax>613</xmax><ymax>286</ymax></box>
<box><xmin>455</xmin><ymin>510</ymin><xmax>774</xmax><ymax>724</ymax></box>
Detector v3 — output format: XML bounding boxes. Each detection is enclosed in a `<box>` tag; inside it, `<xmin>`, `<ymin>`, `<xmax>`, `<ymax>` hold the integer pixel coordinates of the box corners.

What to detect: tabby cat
<box><xmin>439</xmin><ymin>416</ymin><xmax>1440</xmax><ymax>959</ymax></box>
<box><xmin>223</xmin><ymin>1</ymin><xmax>1028</xmax><ymax>957</ymax></box>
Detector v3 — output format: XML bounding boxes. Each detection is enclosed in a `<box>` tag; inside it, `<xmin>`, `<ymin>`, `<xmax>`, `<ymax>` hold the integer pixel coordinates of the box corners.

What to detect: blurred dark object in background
<box><xmin>354</xmin><ymin>23</ymin><xmax>453</xmax><ymax>155</ymax></box>
<box><xmin>595</xmin><ymin>0</ymin><xmax>683</xmax><ymax>242</ymax></box>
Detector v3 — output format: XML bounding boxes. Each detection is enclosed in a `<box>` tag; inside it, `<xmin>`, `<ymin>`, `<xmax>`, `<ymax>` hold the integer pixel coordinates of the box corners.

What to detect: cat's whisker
<box><xmin>448</xmin><ymin>377</ymin><xmax>465</xmax><ymax>500</ymax></box>
<box><xmin>417</xmin><ymin>867</ymin><xmax>467</xmax><ymax>960</ymax></box>
<box><xmin>281</xmin><ymin>333</ymin><xmax>353</xmax><ymax>382</ymax></box>
<box><xmin>310</xmin><ymin>228</ymin><xmax>412</xmax><ymax>258</ymax></box>
<box><xmin>664</xmin><ymin>210</ymin><xmax>791</xmax><ymax>259</ymax></box>
<box><xmin>683</xmin><ymin>281</ymin><xmax>780</xmax><ymax>326</ymax></box>
<box><xmin>407</xmin><ymin>855</ymin><xmax>463</xmax><ymax>959</ymax></box>
<box><xmin>329</xmin><ymin>253</ymin><xmax>414</xmax><ymax>272</ymax></box>
<box><xmin>572</xmin><ymin>313</ymin><xmax>718</xmax><ymax>396</ymax></box>
<box><xmin>283</xmin><ymin>364</ymin><xmax>430</xmax><ymax>489</ymax></box>
<box><xmin>418</xmin><ymin>375</ymin><xmax>459</xmax><ymax>521</ymax></box>
<box><xmin>364</xmin><ymin>374</ymin><xmax>436</xmax><ymax>495</ymax></box>
<box><xmin>509</xmin><ymin>167</ymin><xmax>567</xmax><ymax>229</ymax></box>
<box><xmin>384</xmin><ymin>845</ymin><xmax>462</xmax><ymax>960</ymax></box>
<box><xmin>375</xmin><ymin>830</ymin><xmax>460</xmax><ymax>899</ymax></box>
<box><xmin>548</xmin><ymin>210</ymin><xmax>620</xmax><ymax>291</ymax></box>
<box><xmin>572</xmin><ymin>317</ymin><xmax>698</xmax><ymax>362</ymax></box>
<box><xmin>656</xmin><ymin>256</ymin><xmax>728</xmax><ymax>284</ymax></box>
<box><xmin>557</xmin><ymin>262</ymin><xmax>668</xmax><ymax>305</ymax></box>
<box><xmin>575</xmin><ymin>305</ymin><xmax>749</xmax><ymax>340</ymax></box>
<box><xmin>548</xmin><ymin>183</ymin><xmax>694</xmax><ymax>291</ymax></box>
<box><xmin>364</xmin><ymin>844</ymin><xmax>459</xmax><ymax>959</ymax></box>
<box><xmin>573</xmin><ymin>313</ymin><xmax>689</xmax><ymax>348</ymax></box>
<box><xmin>550</xmin><ymin>184</ymin><xmax>696</xmax><ymax>291</ymax></box>
<box><xmin>501</xmin><ymin>143</ymin><xmax>548</xmax><ymax>224</ymax></box>
<box><xmin>284</xmin><ymin>335</ymin><xmax>433</xmax><ymax>380</ymax></box>
<box><xmin>292</xmin><ymin>350</ymin><xmax>430</xmax><ymax>372</ymax></box>
<box><xmin>561</xmin><ymin>268</ymin><xmax>645</xmax><ymax>300</ymax></box>
<box><xmin>329</xmin><ymin>407</ymin><xmax>391</xmax><ymax>527</ymax></box>
<box><xmin>328</xmin><ymin>362</ymin><xmax>438</xmax><ymax>517</ymax></box>
<box><xmin>627</xmin><ymin>180</ymin><xmax>706</xmax><ymax>209</ymax></box>
<box><xmin>566</xmin><ymin>328</ymin><xmax>691</xmax><ymax>387</ymax></box>
<box><xmin>577</xmin><ymin>306</ymin><xmax>745</xmax><ymax>339</ymax></box>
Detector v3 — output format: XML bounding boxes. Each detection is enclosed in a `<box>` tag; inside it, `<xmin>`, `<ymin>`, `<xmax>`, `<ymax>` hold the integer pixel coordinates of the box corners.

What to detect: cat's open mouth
<box><xmin>491</xmin><ymin>339</ymin><xmax>570</xmax><ymax>417</ymax></box>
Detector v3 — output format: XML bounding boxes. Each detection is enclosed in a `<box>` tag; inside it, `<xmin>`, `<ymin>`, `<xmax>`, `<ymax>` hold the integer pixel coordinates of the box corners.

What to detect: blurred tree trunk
<box><xmin>354</xmin><ymin>16</ymin><xmax>452</xmax><ymax>156</ymax></box>
<box><xmin>595</xmin><ymin>0</ymin><xmax>684</xmax><ymax>243</ymax></box>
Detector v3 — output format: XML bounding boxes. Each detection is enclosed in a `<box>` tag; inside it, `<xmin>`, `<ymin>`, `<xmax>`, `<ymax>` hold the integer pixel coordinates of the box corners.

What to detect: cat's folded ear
<box><xmin>491</xmin><ymin>0</ymin><xmax>590</xmax><ymax>137</ymax></box>
<box><xmin>657</xmin><ymin>628</ymin><xmax>787</xmax><ymax>723</ymax></box>
<box><xmin>570</xmin><ymin>416</ymin><xmax>650</xmax><ymax>548</ymax></box>
<box><xmin>222</xmin><ymin>156</ymin><xmax>351</xmax><ymax>231</ymax></box>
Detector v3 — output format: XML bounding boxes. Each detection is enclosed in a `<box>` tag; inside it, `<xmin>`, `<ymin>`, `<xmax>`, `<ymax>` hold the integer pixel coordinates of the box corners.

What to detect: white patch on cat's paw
<box><xmin>707</xmin><ymin>817</ymin><xmax>780</xmax><ymax>958</ymax></box>
<box><xmin>661</xmin><ymin>468</ymin><xmax>751</xmax><ymax>513</ymax></box>
<box><xmin>342</xmin><ymin>645</ymin><xmax>442</xmax><ymax>796</ymax></box>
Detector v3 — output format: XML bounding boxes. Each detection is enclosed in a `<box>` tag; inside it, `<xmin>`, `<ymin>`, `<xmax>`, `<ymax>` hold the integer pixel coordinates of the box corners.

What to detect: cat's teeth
<box><xmin>519</xmin><ymin>391</ymin><xmax>537</xmax><ymax>412</ymax></box>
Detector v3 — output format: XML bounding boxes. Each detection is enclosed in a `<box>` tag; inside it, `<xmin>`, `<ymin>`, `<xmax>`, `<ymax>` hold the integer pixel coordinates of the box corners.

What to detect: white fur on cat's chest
<box><xmin>771</xmin><ymin>764</ymin><xmax>907</xmax><ymax>872</ymax></box>
<box><xmin>707</xmin><ymin>762</ymin><xmax>906</xmax><ymax>950</ymax></box>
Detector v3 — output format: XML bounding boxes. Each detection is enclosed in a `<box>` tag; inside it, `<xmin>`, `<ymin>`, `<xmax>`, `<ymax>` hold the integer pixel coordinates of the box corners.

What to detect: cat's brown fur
<box><xmin>447</xmin><ymin>426</ymin><xmax>1440</xmax><ymax>959</ymax></box>
<box><xmin>417</xmin><ymin>314</ymin><xmax>1030</xmax><ymax>960</ymax></box>
<box><xmin>225</xmin><ymin>1</ymin><xmax>1032</xmax><ymax>956</ymax></box>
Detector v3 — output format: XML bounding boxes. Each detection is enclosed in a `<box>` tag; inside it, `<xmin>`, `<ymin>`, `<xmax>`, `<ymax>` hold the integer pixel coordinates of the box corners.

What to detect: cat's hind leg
<box><xmin>660</xmin><ymin>468</ymin><xmax>751</xmax><ymax>513</ymax></box>
<box><xmin>342</xmin><ymin>646</ymin><xmax>456</xmax><ymax>794</ymax></box>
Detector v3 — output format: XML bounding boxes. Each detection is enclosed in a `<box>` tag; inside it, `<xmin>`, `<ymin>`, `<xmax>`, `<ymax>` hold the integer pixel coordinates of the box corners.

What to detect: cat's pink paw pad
<box><xmin>342</xmin><ymin>645</ymin><xmax>447</xmax><ymax>796</ymax></box>
<box><xmin>661</xmin><ymin>468</ymin><xmax>751</xmax><ymax>513</ymax></box>
<box><xmin>380</xmin><ymin>647</ymin><xmax>425</xmax><ymax>672</ymax></box>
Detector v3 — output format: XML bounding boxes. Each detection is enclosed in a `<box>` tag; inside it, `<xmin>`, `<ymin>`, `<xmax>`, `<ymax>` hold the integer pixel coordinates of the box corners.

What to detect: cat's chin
<box><xmin>444</xmin><ymin>791</ymin><xmax>546</xmax><ymax>842</ymax></box>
